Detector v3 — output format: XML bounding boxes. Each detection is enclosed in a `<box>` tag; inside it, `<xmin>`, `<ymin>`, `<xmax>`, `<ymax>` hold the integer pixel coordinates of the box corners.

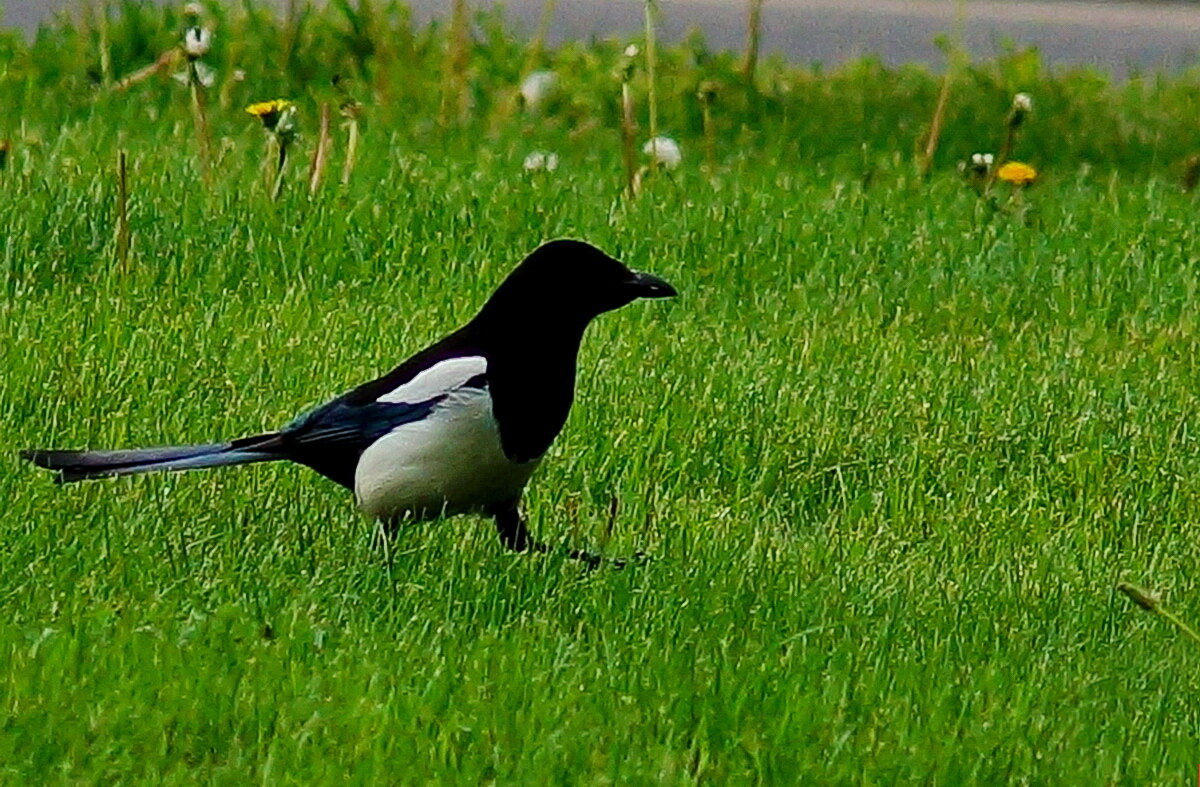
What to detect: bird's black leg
<box><xmin>489</xmin><ymin>500</ymin><xmax>614</xmax><ymax>569</ymax></box>
<box><xmin>491</xmin><ymin>501</ymin><xmax>549</xmax><ymax>554</ymax></box>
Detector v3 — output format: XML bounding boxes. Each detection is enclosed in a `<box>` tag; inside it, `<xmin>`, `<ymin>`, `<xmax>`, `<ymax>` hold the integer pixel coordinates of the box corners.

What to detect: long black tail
<box><xmin>21</xmin><ymin>433</ymin><xmax>285</xmax><ymax>483</ymax></box>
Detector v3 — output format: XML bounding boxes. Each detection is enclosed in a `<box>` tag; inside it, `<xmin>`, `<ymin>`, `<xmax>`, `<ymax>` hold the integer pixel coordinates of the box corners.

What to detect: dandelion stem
<box><xmin>1159</xmin><ymin>607</ymin><xmax>1200</xmax><ymax>645</ymax></box>
<box><xmin>272</xmin><ymin>141</ymin><xmax>289</xmax><ymax>202</ymax></box>
<box><xmin>989</xmin><ymin>109</ymin><xmax>1025</xmax><ymax>189</ymax></box>
<box><xmin>309</xmin><ymin>102</ymin><xmax>332</xmax><ymax>196</ymax></box>
<box><xmin>188</xmin><ymin>62</ymin><xmax>212</xmax><ymax>185</ymax></box>
<box><xmin>699</xmin><ymin>85</ymin><xmax>717</xmax><ymax>175</ymax></box>
<box><xmin>114</xmin><ymin>149</ymin><xmax>130</xmax><ymax>272</ymax></box>
<box><xmin>997</xmin><ymin>124</ymin><xmax>1016</xmax><ymax>168</ymax></box>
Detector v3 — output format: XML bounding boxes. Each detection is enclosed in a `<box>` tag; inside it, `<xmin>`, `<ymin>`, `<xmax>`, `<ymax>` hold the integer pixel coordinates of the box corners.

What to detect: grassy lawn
<box><xmin>1</xmin><ymin>3</ymin><xmax>1199</xmax><ymax>781</ymax></box>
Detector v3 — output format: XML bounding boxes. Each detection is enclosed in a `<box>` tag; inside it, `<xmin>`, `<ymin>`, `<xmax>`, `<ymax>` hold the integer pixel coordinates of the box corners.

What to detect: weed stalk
<box><xmin>114</xmin><ymin>149</ymin><xmax>130</xmax><ymax>271</ymax></box>
<box><xmin>741</xmin><ymin>0</ymin><xmax>762</xmax><ymax>83</ymax></box>
<box><xmin>309</xmin><ymin>101</ymin><xmax>332</xmax><ymax>196</ymax></box>
<box><xmin>1118</xmin><ymin>581</ymin><xmax>1200</xmax><ymax>646</ymax></box>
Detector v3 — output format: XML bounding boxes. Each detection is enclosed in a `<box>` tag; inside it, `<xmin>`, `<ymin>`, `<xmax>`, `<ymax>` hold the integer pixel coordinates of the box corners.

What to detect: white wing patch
<box><xmin>376</xmin><ymin>355</ymin><xmax>487</xmax><ymax>405</ymax></box>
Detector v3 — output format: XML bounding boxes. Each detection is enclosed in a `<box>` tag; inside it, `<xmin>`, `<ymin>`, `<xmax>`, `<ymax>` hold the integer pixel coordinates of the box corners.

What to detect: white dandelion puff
<box><xmin>183</xmin><ymin>26</ymin><xmax>211</xmax><ymax>59</ymax></box>
<box><xmin>642</xmin><ymin>136</ymin><xmax>682</xmax><ymax>169</ymax></box>
<box><xmin>519</xmin><ymin>70</ymin><xmax>558</xmax><ymax>111</ymax></box>
<box><xmin>1013</xmin><ymin>93</ymin><xmax>1033</xmax><ymax>113</ymax></box>
<box><xmin>523</xmin><ymin>151</ymin><xmax>559</xmax><ymax>172</ymax></box>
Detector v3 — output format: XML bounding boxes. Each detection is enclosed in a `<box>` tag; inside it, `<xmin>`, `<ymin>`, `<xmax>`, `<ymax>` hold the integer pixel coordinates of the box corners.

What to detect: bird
<box><xmin>22</xmin><ymin>239</ymin><xmax>676</xmax><ymax>566</ymax></box>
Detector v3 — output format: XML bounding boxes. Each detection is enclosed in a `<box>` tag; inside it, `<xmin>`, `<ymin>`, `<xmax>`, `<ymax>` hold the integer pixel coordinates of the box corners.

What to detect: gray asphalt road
<box><xmin>8</xmin><ymin>0</ymin><xmax>1200</xmax><ymax>76</ymax></box>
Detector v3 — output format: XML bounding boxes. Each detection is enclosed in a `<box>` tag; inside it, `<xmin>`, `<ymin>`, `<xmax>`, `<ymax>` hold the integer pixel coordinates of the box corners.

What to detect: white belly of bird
<box><xmin>353</xmin><ymin>387</ymin><xmax>539</xmax><ymax>520</ymax></box>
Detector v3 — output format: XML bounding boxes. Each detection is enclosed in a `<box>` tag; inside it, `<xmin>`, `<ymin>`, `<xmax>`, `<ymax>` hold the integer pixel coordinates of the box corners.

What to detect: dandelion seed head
<box><xmin>642</xmin><ymin>136</ymin><xmax>682</xmax><ymax>169</ymax></box>
<box><xmin>183</xmin><ymin>3</ymin><xmax>204</xmax><ymax>17</ymax></box>
<box><xmin>624</xmin><ymin>44</ymin><xmax>640</xmax><ymax>58</ymax></box>
<box><xmin>183</xmin><ymin>26</ymin><xmax>211</xmax><ymax>59</ymax></box>
<box><xmin>523</xmin><ymin>151</ymin><xmax>560</xmax><ymax>172</ymax></box>
<box><xmin>971</xmin><ymin>152</ymin><xmax>994</xmax><ymax>168</ymax></box>
<box><xmin>519</xmin><ymin>70</ymin><xmax>558</xmax><ymax>111</ymax></box>
<box><xmin>1013</xmin><ymin>93</ymin><xmax>1033</xmax><ymax>113</ymax></box>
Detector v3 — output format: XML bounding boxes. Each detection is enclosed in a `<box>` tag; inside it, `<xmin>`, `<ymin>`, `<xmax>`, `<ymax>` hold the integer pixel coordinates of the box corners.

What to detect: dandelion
<box><xmin>247</xmin><ymin>99</ymin><xmax>299</xmax><ymax>200</ymax></box>
<box><xmin>519</xmin><ymin>70</ymin><xmax>558</xmax><ymax>112</ymax></box>
<box><xmin>247</xmin><ymin>99</ymin><xmax>295</xmax><ymax>131</ymax></box>
<box><xmin>643</xmin><ymin>136</ymin><xmax>682</xmax><ymax>170</ymax></box>
<box><xmin>959</xmin><ymin>152</ymin><xmax>994</xmax><ymax>194</ymax></box>
<box><xmin>1006</xmin><ymin>92</ymin><xmax>1032</xmax><ymax>135</ymax></box>
<box><xmin>175</xmin><ymin>4</ymin><xmax>217</xmax><ymax>182</ymax></box>
<box><xmin>182</xmin><ymin>26</ymin><xmax>211</xmax><ymax>60</ymax></box>
<box><xmin>523</xmin><ymin>151</ymin><xmax>559</xmax><ymax>172</ymax></box>
<box><xmin>996</xmin><ymin>161</ymin><xmax>1037</xmax><ymax>186</ymax></box>
<box><xmin>968</xmin><ymin>152</ymin><xmax>993</xmax><ymax>175</ymax></box>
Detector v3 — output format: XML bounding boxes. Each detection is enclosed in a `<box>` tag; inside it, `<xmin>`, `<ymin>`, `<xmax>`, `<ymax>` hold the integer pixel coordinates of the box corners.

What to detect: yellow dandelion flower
<box><xmin>997</xmin><ymin>161</ymin><xmax>1038</xmax><ymax>186</ymax></box>
<box><xmin>246</xmin><ymin>99</ymin><xmax>293</xmax><ymax>130</ymax></box>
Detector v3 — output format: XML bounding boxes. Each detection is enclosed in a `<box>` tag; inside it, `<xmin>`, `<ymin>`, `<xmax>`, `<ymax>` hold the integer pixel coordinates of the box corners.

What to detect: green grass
<box><xmin>3</xmin><ymin>2</ymin><xmax>1200</xmax><ymax>782</ymax></box>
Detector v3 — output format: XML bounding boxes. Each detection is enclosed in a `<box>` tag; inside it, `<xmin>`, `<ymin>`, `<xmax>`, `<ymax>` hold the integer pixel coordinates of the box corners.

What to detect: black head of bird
<box><xmin>471</xmin><ymin>239</ymin><xmax>677</xmax><ymax>335</ymax></box>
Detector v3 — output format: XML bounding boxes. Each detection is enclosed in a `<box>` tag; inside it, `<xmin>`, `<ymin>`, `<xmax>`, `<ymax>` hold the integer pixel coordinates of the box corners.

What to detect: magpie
<box><xmin>22</xmin><ymin>239</ymin><xmax>676</xmax><ymax>565</ymax></box>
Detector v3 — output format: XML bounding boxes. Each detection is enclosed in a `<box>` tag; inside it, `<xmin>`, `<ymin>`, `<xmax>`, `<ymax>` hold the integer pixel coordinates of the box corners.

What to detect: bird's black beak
<box><xmin>628</xmin><ymin>270</ymin><xmax>677</xmax><ymax>299</ymax></box>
